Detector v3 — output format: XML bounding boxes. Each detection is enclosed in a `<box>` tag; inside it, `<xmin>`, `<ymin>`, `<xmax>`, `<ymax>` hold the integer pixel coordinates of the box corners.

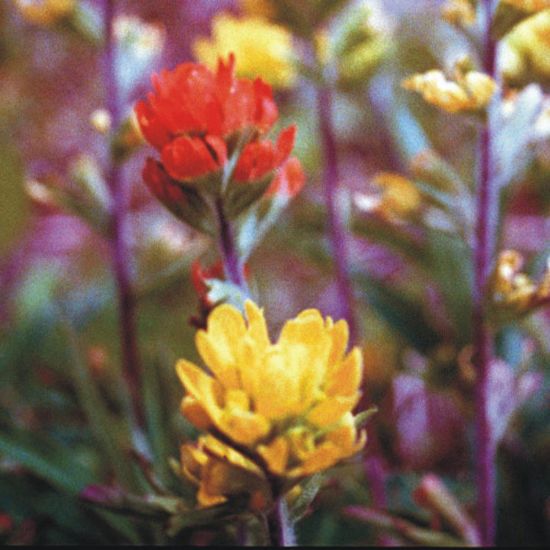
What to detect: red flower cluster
<box><xmin>136</xmin><ymin>55</ymin><xmax>304</xmax><ymax>206</ymax></box>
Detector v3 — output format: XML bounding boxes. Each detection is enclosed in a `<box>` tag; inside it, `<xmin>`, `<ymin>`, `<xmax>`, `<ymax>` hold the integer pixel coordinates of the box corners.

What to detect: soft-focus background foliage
<box><xmin>0</xmin><ymin>0</ymin><xmax>549</xmax><ymax>545</ymax></box>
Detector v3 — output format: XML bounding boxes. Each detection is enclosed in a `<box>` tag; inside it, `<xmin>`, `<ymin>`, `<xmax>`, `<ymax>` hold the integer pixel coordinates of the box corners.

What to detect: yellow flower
<box><xmin>177</xmin><ymin>301</ymin><xmax>366</xmax><ymax>509</ymax></box>
<box><xmin>441</xmin><ymin>0</ymin><xmax>477</xmax><ymax>26</ymax></box>
<box><xmin>14</xmin><ymin>0</ymin><xmax>74</xmax><ymax>26</ymax></box>
<box><xmin>489</xmin><ymin>250</ymin><xmax>550</xmax><ymax>321</ymax></box>
<box><xmin>193</xmin><ymin>13</ymin><xmax>296</xmax><ymax>89</ymax></box>
<box><xmin>501</xmin><ymin>9</ymin><xmax>550</xmax><ymax>84</ymax></box>
<box><xmin>402</xmin><ymin>69</ymin><xmax>497</xmax><ymax>113</ymax></box>
<box><xmin>501</xmin><ymin>0</ymin><xmax>550</xmax><ymax>12</ymax></box>
<box><xmin>354</xmin><ymin>172</ymin><xmax>422</xmax><ymax>223</ymax></box>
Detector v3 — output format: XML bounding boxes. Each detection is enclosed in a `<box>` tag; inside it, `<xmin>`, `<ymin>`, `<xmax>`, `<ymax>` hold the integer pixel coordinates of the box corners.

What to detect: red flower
<box><xmin>142</xmin><ymin>158</ymin><xmax>187</xmax><ymax>207</ymax></box>
<box><xmin>234</xmin><ymin>125</ymin><xmax>295</xmax><ymax>182</ymax></box>
<box><xmin>267</xmin><ymin>156</ymin><xmax>306</xmax><ymax>197</ymax></box>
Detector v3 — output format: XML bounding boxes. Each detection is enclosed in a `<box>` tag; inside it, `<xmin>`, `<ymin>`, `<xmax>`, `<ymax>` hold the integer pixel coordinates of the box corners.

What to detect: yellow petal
<box><xmin>219</xmin><ymin>409</ymin><xmax>271</xmax><ymax>445</ymax></box>
<box><xmin>202</xmin><ymin>435</ymin><xmax>265</xmax><ymax>477</ymax></box>
<box><xmin>244</xmin><ymin>300</ymin><xmax>270</xmax><ymax>350</ymax></box>
<box><xmin>327</xmin><ymin>319</ymin><xmax>349</xmax><ymax>370</ymax></box>
<box><xmin>176</xmin><ymin>359</ymin><xmax>223</xmax><ymax>425</ymax></box>
<box><xmin>326</xmin><ymin>347</ymin><xmax>363</xmax><ymax>397</ymax></box>
<box><xmin>257</xmin><ymin>436</ymin><xmax>289</xmax><ymax>475</ymax></box>
<box><xmin>181</xmin><ymin>397</ymin><xmax>213</xmax><ymax>431</ymax></box>
<box><xmin>306</xmin><ymin>394</ymin><xmax>360</xmax><ymax>427</ymax></box>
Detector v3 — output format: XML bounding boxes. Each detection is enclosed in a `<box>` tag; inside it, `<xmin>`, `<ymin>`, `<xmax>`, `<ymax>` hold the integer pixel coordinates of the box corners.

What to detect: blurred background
<box><xmin>0</xmin><ymin>0</ymin><xmax>548</xmax><ymax>545</ymax></box>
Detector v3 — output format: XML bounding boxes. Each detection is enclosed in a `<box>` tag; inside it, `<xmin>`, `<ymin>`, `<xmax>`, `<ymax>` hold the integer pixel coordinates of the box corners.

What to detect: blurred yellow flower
<box><xmin>442</xmin><ymin>0</ymin><xmax>477</xmax><ymax>26</ymax></box>
<box><xmin>402</xmin><ymin>69</ymin><xmax>497</xmax><ymax>113</ymax></box>
<box><xmin>193</xmin><ymin>13</ymin><xmax>296</xmax><ymax>89</ymax></box>
<box><xmin>177</xmin><ymin>300</ymin><xmax>366</xmax><ymax>508</ymax></box>
<box><xmin>240</xmin><ymin>0</ymin><xmax>275</xmax><ymax>19</ymax></box>
<box><xmin>489</xmin><ymin>250</ymin><xmax>550</xmax><ymax>321</ymax></box>
<box><xmin>14</xmin><ymin>0</ymin><xmax>74</xmax><ymax>26</ymax></box>
<box><xmin>501</xmin><ymin>9</ymin><xmax>550</xmax><ymax>83</ymax></box>
<box><xmin>354</xmin><ymin>172</ymin><xmax>421</xmax><ymax>223</ymax></box>
<box><xmin>501</xmin><ymin>0</ymin><xmax>550</xmax><ymax>12</ymax></box>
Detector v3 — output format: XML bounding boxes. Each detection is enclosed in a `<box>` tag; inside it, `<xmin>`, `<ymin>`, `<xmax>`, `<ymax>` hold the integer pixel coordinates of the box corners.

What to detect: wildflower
<box><xmin>194</xmin><ymin>14</ymin><xmax>296</xmax><ymax>89</ymax></box>
<box><xmin>354</xmin><ymin>172</ymin><xmax>421</xmax><ymax>223</ymax></box>
<box><xmin>500</xmin><ymin>9</ymin><xmax>550</xmax><ymax>84</ymax></box>
<box><xmin>14</xmin><ymin>0</ymin><xmax>74</xmax><ymax>26</ymax></box>
<box><xmin>501</xmin><ymin>0</ymin><xmax>550</xmax><ymax>12</ymax></box>
<box><xmin>402</xmin><ymin>69</ymin><xmax>497</xmax><ymax>113</ymax></box>
<box><xmin>489</xmin><ymin>250</ymin><xmax>550</xmax><ymax>321</ymax></box>
<box><xmin>135</xmin><ymin>55</ymin><xmax>304</xmax><ymax>221</ymax></box>
<box><xmin>177</xmin><ymin>301</ymin><xmax>366</xmax><ymax>509</ymax></box>
<box><xmin>441</xmin><ymin>0</ymin><xmax>477</xmax><ymax>26</ymax></box>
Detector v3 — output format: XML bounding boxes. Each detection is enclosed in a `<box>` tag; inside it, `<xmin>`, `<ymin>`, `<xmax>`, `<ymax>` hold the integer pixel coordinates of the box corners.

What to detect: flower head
<box><xmin>177</xmin><ymin>301</ymin><xmax>365</xmax><ymax>509</ymax></box>
<box><xmin>14</xmin><ymin>0</ymin><xmax>74</xmax><ymax>26</ymax></box>
<box><xmin>501</xmin><ymin>0</ymin><xmax>550</xmax><ymax>12</ymax></box>
<box><xmin>354</xmin><ymin>172</ymin><xmax>421</xmax><ymax>223</ymax></box>
<box><xmin>489</xmin><ymin>250</ymin><xmax>550</xmax><ymax>321</ymax></box>
<box><xmin>194</xmin><ymin>14</ymin><xmax>296</xmax><ymax>89</ymax></box>
<box><xmin>402</xmin><ymin>69</ymin><xmax>497</xmax><ymax>113</ymax></box>
<box><xmin>135</xmin><ymin>55</ymin><xmax>304</xmax><ymax>220</ymax></box>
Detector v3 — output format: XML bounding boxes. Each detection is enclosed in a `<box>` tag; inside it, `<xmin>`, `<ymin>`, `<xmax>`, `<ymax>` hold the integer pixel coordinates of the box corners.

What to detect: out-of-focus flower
<box><xmin>240</xmin><ymin>0</ymin><xmax>275</xmax><ymax>19</ymax></box>
<box><xmin>500</xmin><ymin>9</ymin><xmax>550</xmax><ymax>85</ymax></box>
<box><xmin>354</xmin><ymin>172</ymin><xmax>421</xmax><ymax>223</ymax></box>
<box><xmin>489</xmin><ymin>250</ymin><xmax>550</xmax><ymax>321</ymax></box>
<box><xmin>135</xmin><ymin>55</ymin><xmax>304</xmax><ymax>222</ymax></box>
<box><xmin>501</xmin><ymin>0</ymin><xmax>550</xmax><ymax>12</ymax></box>
<box><xmin>402</xmin><ymin>69</ymin><xmax>497</xmax><ymax>113</ymax></box>
<box><xmin>114</xmin><ymin>15</ymin><xmax>164</xmax><ymax>60</ymax></box>
<box><xmin>14</xmin><ymin>0</ymin><xmax>74</xmax><ymax>26</ymax></box>
<box><xmin>90</xmin><ymin>109</ymin><xmax>112</xmax><ymax>135</ymax></box>
<box><xmin>194</xmin><ymin>14</ymin><xmax>296</xmax><ymax>89</ymax></box>
<box><xmin>177</xmin><ymin>300</ymin><xmax>366</xmax><ymax>509</ymax></box>
<box><xmin>441</xmin><ymin>0</ymin><xmax>477</xmax><ymax>26</ymax></box>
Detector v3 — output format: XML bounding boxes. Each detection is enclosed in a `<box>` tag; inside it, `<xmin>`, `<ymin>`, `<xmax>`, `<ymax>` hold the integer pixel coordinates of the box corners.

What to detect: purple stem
<box><xmin>473</xmin><ymin>1</ymin><xmax>498</xmax><ymax>545</ymax></box>
<box><xmin>215</xmin><ymin>198</ymin><xmax>248</xmax><ymax>292</ymax></box>
<box><xmin>317</xmin><ymin>84</ymin><xmax>388</xmax><ymax>541</ymax></box>
<box><xmin>316</xmin><ymin>86</ymin><xmax>359</xmax><ymax>345</ymax></box>
<box><xmin>103</xmin><ymin>0</ymin><xmax>144</xmax><ymax>428</ymax></box>
<box><xmin>267</xmin><ymin>498</ymin><xmax>296</xmax><ymax>547</ymax></box>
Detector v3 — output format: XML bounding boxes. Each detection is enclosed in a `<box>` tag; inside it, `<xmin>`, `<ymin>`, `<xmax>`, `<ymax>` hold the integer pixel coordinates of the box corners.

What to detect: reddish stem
<box><xmin>316</xmin><ymin>86</ymin><xmax>359</xmax><ymax>344</ymax></box>
<box><xmin>103</xmin><ymin>0</ymin><xmax>144</xmax><ymax>428</ymax></box>
<box><xmin>473</xmin><ymin>1</ymin><xmax>498</xmax><ymax>545</ymax></box>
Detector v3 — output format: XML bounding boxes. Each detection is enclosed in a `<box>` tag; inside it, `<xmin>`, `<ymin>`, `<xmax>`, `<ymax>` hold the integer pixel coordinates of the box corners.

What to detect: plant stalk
<box><xmin>473</xmin><ymin>1</ymin><xmax>498</xmax><ymax>545</ymax></box>
<box><xmin>215</xmin><ymin>198</ymin><xmax>248</xmax><ymax>292</ymax></box>
<box><xmin>316</xmin><ymin>85</ymin><xmax>359</xmax><ymax>345</ymax></box>
<box><xmin>103</xmin><ymin>0</ymin><xmax>144</xmax><ymax>429</ymax></box>
<box><xmin>267</xmin><ymin>498</ymin><xmax>296</xmax><ymax>547</ymax></box>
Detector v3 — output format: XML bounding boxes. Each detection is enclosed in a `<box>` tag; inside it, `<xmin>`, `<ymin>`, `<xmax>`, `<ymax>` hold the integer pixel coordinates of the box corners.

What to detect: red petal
<box><xmin>142</xmin><ymin>157</ymin><xmax>186</xmax><ymax>205</ymax></box>
<box><xmin>267</xmin><ymin>157</ymin><xmax>305</xmax><ymax>197</ymax></box>
<box><xmin>275</xmin><ymin>125</ymin><xmax>296</xmax><ymax>165</ymax></box>
<box><xmin>161</xmin><ymin>136</ymin><xmax>225</xmax><ymax>181</ymax></box>
<box><xmin>134</xmin><ymin>100</ymin><xmax>171</xmax><ymax>150</ymax></box>
<box><xmin>234</xmin><ymin>140</ymin><xmax>277</xmax><ymax>182</ymax></box>
<box><xmin>253</xmin><ymin>78</ymin><xmax>278</xmax><ymax>132</ymax></box>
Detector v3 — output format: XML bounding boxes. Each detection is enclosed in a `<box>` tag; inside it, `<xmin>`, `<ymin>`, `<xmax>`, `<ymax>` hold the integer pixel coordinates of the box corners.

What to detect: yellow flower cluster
<box><xmin>177</xmin><ymin>301</ymin><xmax>365</xmax><ymax>509</ymax></box>
<box><xmin>354</xmin><ymin>172</ymin><xmax>421</xmax><ymax>223</ymax></box>
<box><xmin>501</xmin><ymin>9</ymin><xmax>550</xmax><ymax>83</ymax></box>
<box><xmin>441</xmin><ymin>0</ymin><xmax>477</xmax><ymax>26</ymax></box>
<box><xmin>489</xmin><ymin>250</ymin><xmax>550</xmax><ymax>320</ymax></box>
<box><xmin>14</xmin><ymin>0</ymin><xmax>74</xmax><ymax>26</ymax></box>
<box><xmin>501</xmin><ymin>0</ymin><xmax>550</xmax><ymax>12</ymax></box>
<box><xmin>193</xmin><ymin>13</ymin><xmax>296</xmax><ymax>89</ymax></box>
<box><xmin>402</xmin><ymin>69</ymin><xmax>497</xmax><ymax>113</ymax></box>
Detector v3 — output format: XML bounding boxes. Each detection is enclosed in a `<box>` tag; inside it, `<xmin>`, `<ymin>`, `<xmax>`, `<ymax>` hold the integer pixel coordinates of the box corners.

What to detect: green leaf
<box><xmin>355</xmin><ymin>275</ymin><xmax>440</xmax><ymax>353</ymax></box>
<box><xmin>0</xmin><ymin>430</ymin><xmax>97</xmax><ymax>495</ymax></box>
<box><xmin>289</xmin><ymin>474</ymin><xmax>324</xmax><ymax>522</ymax></box>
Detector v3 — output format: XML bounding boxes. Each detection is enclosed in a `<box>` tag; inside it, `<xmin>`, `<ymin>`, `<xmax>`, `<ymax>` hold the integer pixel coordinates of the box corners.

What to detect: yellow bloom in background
<box><xmin>193</xmin><ymin>13</ymin><xmax>296</xmax><ymax>89</ymax></box>
<box><xmin>501</xmin><ymin>0</ymin><xmax>550</xmax><ymax>12</ymax></box>
<box><xmin>441</xmin><ymin>0</ymin><xmax>477</xmax><ymax>26</ymax></box>
<box><xmin>177</xmin><ymin>301</ymin><xmax>366</xmax><ymax>509</ymax></box>
<box><xmin>14</xmin><ymin>0</ymin><xmax>74</xmax><ymax>26</ymax></box>
<box><xmin>501</xmin><ymin>9</ymin><xmax>550</xmax><ymax>84</ymax></box>
<box><xmin>240</xmin><ymin>0</ymin><xmax>275</xmax><ymax>19</ymax></box>
<box><xmin>489</xmin><ymin>250</ymin><xmax>550</xmax><ymax>321</ymax></box>
<box><xmin>402</xmin><ymin>69</ymin><xmax>497</xmax><ymax>113</ymax></box>
<box><xmin>354</xmin><ymin>172</ymin><xmax>422</xmax><ymax>223</ymax></box>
